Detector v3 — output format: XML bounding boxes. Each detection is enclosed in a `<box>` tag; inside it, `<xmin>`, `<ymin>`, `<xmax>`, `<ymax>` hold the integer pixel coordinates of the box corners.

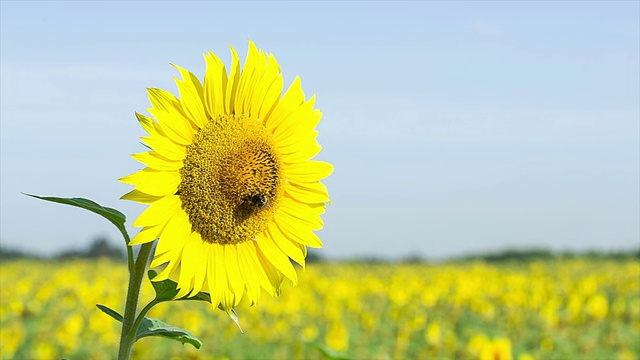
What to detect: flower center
<box><xmin>178</xmin><ymin>114</ymin><xmax>282</xmax><ymax>245</ymax></box>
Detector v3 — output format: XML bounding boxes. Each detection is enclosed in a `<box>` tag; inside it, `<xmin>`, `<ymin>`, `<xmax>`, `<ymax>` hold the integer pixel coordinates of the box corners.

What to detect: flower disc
<box><xmin>120</xmin><ymin>41</ymin><xmax>332</xmax><ymax>311</ymax></box>
<box><xmin>178</xmin><ymin>114</ymin><xmax>282</xmax><ymax>245</ymax></box>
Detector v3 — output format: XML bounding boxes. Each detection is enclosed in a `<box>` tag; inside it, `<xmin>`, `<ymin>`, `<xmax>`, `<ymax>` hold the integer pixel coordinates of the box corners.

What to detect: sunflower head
<box><xmin>120</xmin><ymin>41</ymin><xmax>332</xmax><ymax>311</ymax></box>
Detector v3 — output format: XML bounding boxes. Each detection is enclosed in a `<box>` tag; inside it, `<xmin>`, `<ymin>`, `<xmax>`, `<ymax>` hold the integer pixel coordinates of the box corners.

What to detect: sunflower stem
<box><xmin>117</xmin><ymin>242</ymin><xmax>153</xmax><ymax>360</ymax></box>
<box><xmin>127</xmin><ymin>299</ymin><xmax>159</xmax><ymax>343</ymax></box>
<box><xmin>118</xmin><ymin>227</ymin><xmax>135</xmax><ymax>275</ymax></box>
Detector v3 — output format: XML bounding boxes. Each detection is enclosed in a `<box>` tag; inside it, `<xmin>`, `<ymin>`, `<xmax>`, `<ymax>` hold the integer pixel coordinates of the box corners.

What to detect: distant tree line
<box><xmin>0</xmin><ymin>237</ymin><xmax>125</xmax><ymax>261</ymax></box>
<box><xmin>1</xmin><ymin>241</ymin><xmax>638</xmax><ymax>263</ymax></box>
<box><xmin>442</xmin><ymin>247</ymin><xmax>640</xmax><ymax>263</ymax></box>
<box><xmin>368</xmin><ymin>247</ymin><xmax>640</xmax><ymax>264</ymax></box>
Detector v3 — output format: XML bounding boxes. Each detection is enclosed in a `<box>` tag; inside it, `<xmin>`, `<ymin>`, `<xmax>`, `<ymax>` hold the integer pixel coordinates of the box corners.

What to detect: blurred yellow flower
<box><xmin>326</xmin><ymin>320</ymin><xmax>349</xmax><ymax>352</ymax></box>
<box><xmin>585</xmin><ymin>293</ymin><xmax>609</xmax><ymax>320</ymax></box>
<box><xmin>0</xmin><ymin>320</ymin><xmax>24</xmax><ymax>359</ymax></box>
<box><xmin>1</xmin><ymin>259</ymin><xmax>637</xmax><ymax>359</ymax></box>
<box><xmin>480</xmin><ymin>338</ymin><xmax>512</xmax><ymax>360</ymax></box>
<box><xmin>469</xmin><ymin>334</ymin><xmax>513</xmax><ymax>360</ymax></box>
<box><xmin>120</xmin><ymin>41</ymin><xmax>332</xmax><ymax>311</ymax></box>
<box><xmin>425</xmin><ymin>322</ymin><xmax>441</xmax><ymax>345</ymax></box>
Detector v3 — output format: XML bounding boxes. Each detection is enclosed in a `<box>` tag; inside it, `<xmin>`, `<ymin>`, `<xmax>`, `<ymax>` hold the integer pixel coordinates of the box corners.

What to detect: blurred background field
<box><xmin>1</xmin><ymin>251</ymin><xmax>638</xmax><ymax>360</ymax></box>
<box><xmin>1</xmin><ymin>2</ymin><xmax>639</xmax><ymax>360</ymax></box>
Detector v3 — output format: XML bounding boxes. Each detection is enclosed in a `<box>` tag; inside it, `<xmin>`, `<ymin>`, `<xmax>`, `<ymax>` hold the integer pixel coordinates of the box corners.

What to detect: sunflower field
<box><xmin>1</xmin><ymin>258</ymin><xmax>638</xmax><ymax>360</ymax></box>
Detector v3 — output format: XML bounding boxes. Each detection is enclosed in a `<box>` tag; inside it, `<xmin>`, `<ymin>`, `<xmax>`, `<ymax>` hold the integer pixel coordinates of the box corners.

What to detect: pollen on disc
<box><xmin>178</xmin><ymin>114</ymin><xmax>283</xmax><ymax>245</ymax></box>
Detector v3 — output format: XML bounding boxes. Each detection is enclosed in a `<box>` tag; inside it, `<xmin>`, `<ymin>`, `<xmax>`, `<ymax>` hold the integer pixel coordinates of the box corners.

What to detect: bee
<box><xmin>248</xmin><ymin>194</ymin><xmax>269</xmax><ymax>208</ymax></box>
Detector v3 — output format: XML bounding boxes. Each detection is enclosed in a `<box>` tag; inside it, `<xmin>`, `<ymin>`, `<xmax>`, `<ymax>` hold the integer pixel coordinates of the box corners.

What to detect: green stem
<box><xmin>117</xmin><ymin>226</ymin><xmax>135</xmax><ymax>274</ymax></box>
<box><xmin>125</xmin><ymin>299</ymin><xmax>159</xmax><ymax>344</ymax></box>
<box><xmin>117</xmin><ymin>242</ymin><xmax>153</xmax><ymax>360</ymax></box>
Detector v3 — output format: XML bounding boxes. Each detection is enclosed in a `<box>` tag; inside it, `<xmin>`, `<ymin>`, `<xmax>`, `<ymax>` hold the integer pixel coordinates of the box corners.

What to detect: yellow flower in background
<box><xmin>425</xmin><ymin>321</ymin><xmax>441</xmax><ymax>345</ymax></box>
<box><xmin>585</xmin><ymin>293</ymin><xmax>609</xmax><ymax>320</ymax></box>
<box><xmin>469</xmin><ymin>334</ymin><xmax>513</xmax><ymax>360</ymax></box>
<box><xmin>480</xmin><ymin>338</ymin><xmax>513</xmax><ymax>360</ymax></box>
<box><xmin>120</xmin><ymin>41</ymin><xmax>332</xmax><ymax>311</ymax></box>
<box><xmin>480</xmin><ymin>338</ymin><xmax>512</xmax><ymax>360</ymax></box>
<box><xmin>326</xmin><ymin>320</ymin><xmax>349</xmax><ymax>352</ymax></box>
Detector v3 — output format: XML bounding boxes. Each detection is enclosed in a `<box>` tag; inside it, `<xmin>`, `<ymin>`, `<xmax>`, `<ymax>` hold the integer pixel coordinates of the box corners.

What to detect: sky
<box><xmin>1</xmin><ymin>1</ymin><xmax>639</xmax><ymax>260</ymax></box>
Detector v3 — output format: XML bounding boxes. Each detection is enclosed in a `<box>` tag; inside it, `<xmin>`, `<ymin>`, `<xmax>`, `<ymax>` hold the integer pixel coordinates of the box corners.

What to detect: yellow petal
<box><xmin>131</xmin><ymin>152</ymin><xmax>183</xmax><ymax>171</ymax></box>
<box><xmin>151</xmin><ymin>247</ymin><xmax>182</xmax><ymax>278</ymax></box>
<box><xmin>255</xmin><ymin>248</ymin><xmax>285</xmax><ymax>295</ymax></box>
<box><xmin>150</xmin><ymin>247</ymin><xmax>174</xmax><ymax>268</ymax></box>
<box><xmin>277</xmin><ymin>130</ymin><xmax>319</xmax><ymax>155</ymax></box>
<box><xmin>234</xmin><ymin>41</ymin><xmax>260</xmax><ymax>116</ymax></box>
<box><xmin>250</xmin><ymin>53</ymin><xmax>281</xmax><ymax>122</ymax></box>
<box><xmin>224</xmin><ymin>245</ymin><xmax>245</xmax><ymax>304</ymax></box>
<box><xmin>225</xmin><ymin>46</ymin><xmax>241</xmax><ymax>115</ymax></box>
<box><xmin>129</xmin><ymin>224</ymin><xmax>165</xmax><ymax>246</ymax></box>
<box><xmin>176</xmin><ymin>233</ymin><xmax>205</xmax><ymax>298</ymax></box>
<box><xmin>257</xmin><ymin>72</ymin><xmax>284</xmax><ymax>122</ymax></box>
<box><xmin>278</xmin><ymin>198</ymin><xmax>324</xmax><ymax>230</ymax></box>
<box><xmin>120</xmin><ymin>189</ymin><xmax>162</xmax><ymax>205</ymax></box>
<box><xmin>191</xmin><ymin>242</ymin><xmax>208</xmax><ymax>296</ymax></box>
<box><xmin>237</xmin><ymin>241</ymin><xmax>273</xmax><ymax>297</ymax></box>
<box><xmin>136</xmin><ymin>112</ymin><xmax>187</xmax><ymax>161</ymax></box>
<box><xmin>119</xmin><ymin>168</ymin><xmax>181</xmax><ymax>197</ymax></box>
<box><xmin>208</xmin><ymin>243</ymin><xmax>228</xmax><ymax>309</ymax></box>
<box><xmin>288</xmin><ymin>180</ymin><xmax>329</xmax><ymax>195</ymax></box>
<box><xmin>267</xmin><ymin>222</ymin><xmax>305</xmax><ymax>267</ymax></box>
<box><xmin>158</xmin><ymin>231</ymin><xmax>195</xmax><ymax>282</ymax></box>
<box><xmin>284</xmin><ymin>181</ymin><xmax>329</xmax><ymax>204</ymax></box>
<box><xmin>148</xmin><ymin>109</ymin><xmax>193</xmax><ymax>146</ymax></box>
<box><xmin>285</xmin><ymin>161</ymin><xmax>334</xmax><ymax>183</ymax></box>
<box><xmin>272</xmin><ymin>97</ymin><xmax>319</xmax><ymax>144</ymax></box>
<box><xmin>203</xmin><ymin>51</ymin><xmax>228</xmax><ymax>118</ymax></box>
<box><xmin>131</xmin><ymin>195</ymin><xmax>181</xmax><ymax>227</ymax></box>
<box><xmin>264</xmin><ymin>76</ymin><xmax>304</xmax><ymax>131</ymax></box>
<box><xmin>276</xmin><ymin>217</ymin><xmax>323</xmax><ymax>248</ymax></box>
<box><xmin>235</xmin><ymin>242</ymin><xmax>261</xmax><ymax>304</ymax></box>
<box><xmin>147</xmin><ymin>88</ymin><xmax>195</xmax><ymax>144</ymax></box>
<box><xmin>217</xmin><ymin>247</ymin><xmax>237</xmax><ymax>310</ymax></box>
<box><xmin>153</xmin><ymin>209</ymin><xmax>191</xmax><ymax>257</ymax></box>
<box><xmin>171</xmin><ymin>64</ymin><xmax>208</xmax><ymax>129</ymax></box>
<box><xmin>255</xmin><ymin>232</ymin><xmax>297</xmax><ymax>285</ymax></box>
<box><xmin>281</xmin><ymin>141</ymin><xmax>322</xmax><ymax>164</ymax></box>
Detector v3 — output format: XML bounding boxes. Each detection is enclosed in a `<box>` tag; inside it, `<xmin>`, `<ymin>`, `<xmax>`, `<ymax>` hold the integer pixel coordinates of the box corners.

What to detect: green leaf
<box><xmin>95</xmin><ymin>304</ymin><xmax>202</xmax><ymax>349</ymax></box>
<box><xmin>148</xmin><ymin>269</ymin><xmax>211</xmax><ymax>302</ymax></box>
<box><xmin>136</xmin><ymin>317</ymin><xmax>202</xmax><ymax>349</ymax></box>
<box><xmin>148</xmin><ymin>270</ymin><xmax>210</xmax><ymax>302</ymax></box>
<box><xmin>225</xmin><ymin>308</ymin><xmax>243</xmax><ymax>333</ymax></box>
<box><xmin>148</xmin><ymin>270</ymin><xmax>181</xmax><ymax>301</ymax></box>
<box><xmin>148</xmin><ymin>269</ymin><xmax>243</xmax><ymax>332</ymax></box>
<box><xmin>303</xmin><ymin>339</ymin><xmax>353</xmax><ymax>360</ymax></box>
<box><xmin>96</xmin><ymin>304</ymin><xmax>123</xmax><ymax>322</ymax></box>
<box><xmin>25</xmin><ymin>194</ymin><xmax>128</xmax><ymax>241</ymax></box>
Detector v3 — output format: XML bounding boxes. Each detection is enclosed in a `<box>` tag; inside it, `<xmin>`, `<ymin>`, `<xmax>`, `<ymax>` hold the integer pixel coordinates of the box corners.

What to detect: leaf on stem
<box><xmin>148</xmin><ymin>269</ymin><xmax>243</xmax><ymax>332</ymax></box>
<box><xmin>136</xmin><ymin>317</ymin><xmax>203</xmax><ymax>349</ymax></box>
<box><xmin>303</xmin><ymin>339</ymin><xmax>354</xmax><ymax>360</ymax></box>
<box><xmin>95</xmin><ymin>304</ymin><xmax>203</xmax><ymax>349</ymax></box>
<box><xmin>24</xmin><ymin>194</ymin><xmax>128</xmax><ymax>240</ymax></box>
<box><xmin>96</xmin><ymin>304</ymin><xmax>124</xmax><ymax>322</ymax></box>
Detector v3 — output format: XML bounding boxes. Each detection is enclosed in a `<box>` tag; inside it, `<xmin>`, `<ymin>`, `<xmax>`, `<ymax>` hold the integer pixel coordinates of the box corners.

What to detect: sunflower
<box><xmin>120</xmin><ymin>41</ymin><xmax>332</xmax><ymax>311</ymax></box>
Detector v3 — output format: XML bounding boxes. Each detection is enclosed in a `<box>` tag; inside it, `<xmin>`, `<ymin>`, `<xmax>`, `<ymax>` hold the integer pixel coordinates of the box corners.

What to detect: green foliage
<box><xmin>24</xmin><ymin>194</ymin><xmax>127</xmax><ymax>239</ymax></box>
<box><xmin>0</xmin><ymin>245</ymin><xmax>41</xmax><ymax>260</ymax></box>
<box><xmin>96</xmin><ymin>304</ymin><xmax>202</xmax><ymax>349</ymax></box>
<box><xmin>135</xmin><ymin>317</ymin><xmax>202</xmax><ymax>349</ymax></box>
<box><xmin>454</xmin><ymin>247</ymin><xmax>640</xmax><ymax>263</ymax></box>
<box><xmin>303</xmin><ymin>339</ymin><xmax>353</xmax><ymax>360</ymax></box>
<box><xmin>55</xmin><ymin>237</ymin><xmax>125</xmax><ymax>260</ymax></box>
<box><xmin>2</xmin><ymin>259</ymin><xmax>639</xmax><ymax>359</ymax></box>
<box><xmin>148</xmin><ymin>270</ymin><xmax>243</xmax><ymax>332</ymax></box>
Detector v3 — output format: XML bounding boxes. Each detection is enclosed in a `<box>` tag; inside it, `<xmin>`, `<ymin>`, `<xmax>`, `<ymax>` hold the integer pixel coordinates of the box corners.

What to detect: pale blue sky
<box><xmin>1</xmin><ymin>1</ymin><xmax>638</xmax><ymax>259</ymax></box>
